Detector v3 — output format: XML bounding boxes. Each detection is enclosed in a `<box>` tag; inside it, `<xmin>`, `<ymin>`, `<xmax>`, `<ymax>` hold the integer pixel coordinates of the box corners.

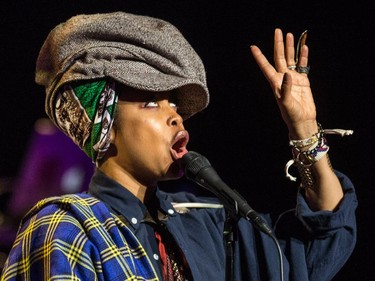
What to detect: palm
<box><xmin>272</xmin><ymin>70</ymin><xmax>315</xmax><ymax>124</ymax></box>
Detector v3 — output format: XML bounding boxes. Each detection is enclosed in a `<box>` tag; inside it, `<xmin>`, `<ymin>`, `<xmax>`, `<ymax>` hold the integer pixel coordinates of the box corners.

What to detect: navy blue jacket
<box><xmin>89</xmin><ymin>169</ymin><xmax>357</xmax><ymax>281</ymax></box>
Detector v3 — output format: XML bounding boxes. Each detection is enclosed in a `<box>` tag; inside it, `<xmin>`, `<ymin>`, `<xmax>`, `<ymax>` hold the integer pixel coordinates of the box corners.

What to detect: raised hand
<box><xmin>251</xmin><ymin>28</ymin><xmax>317</xmax><ymax>139</ymax></box>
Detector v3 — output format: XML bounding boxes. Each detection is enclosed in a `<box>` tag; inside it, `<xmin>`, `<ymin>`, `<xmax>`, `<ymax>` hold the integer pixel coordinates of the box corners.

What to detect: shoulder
<box><xmin>17</xmin><ymin>193</ymin><xmax>114</xmax><ymax>237</ymax></box>
<box><xmin>23</xmin><ymin>193</ymin><xmax>107</xmax><ymax>218</ymax></box>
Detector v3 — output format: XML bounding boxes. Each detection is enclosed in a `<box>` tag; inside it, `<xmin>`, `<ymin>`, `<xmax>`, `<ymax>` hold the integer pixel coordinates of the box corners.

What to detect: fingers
<box><xmin>274</xmin><ymin>29</ymin><xmax>303</xmax><ymax>72</ymax></box>
<box><xmin>250</xmin><ymin>45</ymin><xmax>277</xmax><ymax>83</ymax></box>
<box><xmin>295</xmin><ymin>30</ymin><xmax>308</xmax><ymax>65</ymax></box>
<box><xmin>298</xmin><ymin>45</ymin><xmax>309</xmax><ymax>68</ymax></box>
<box><xmin>277</xmin><ymin>29</ymin><xmax>310</xmax><ymax>76</ymax></box>
<box><xmin>285</xmin><ymin>33</ymin><xmax>296</xmax><ymax>67</ymax></box>
<box><xmin>274</xmin><ymin>28</ymin><xmax>287</xmax><ymax>70</ymax></box>
<box><xmin>250</xmin><ymin>29</ymin><xmax>310</xmax><ymax>81</ymax></box>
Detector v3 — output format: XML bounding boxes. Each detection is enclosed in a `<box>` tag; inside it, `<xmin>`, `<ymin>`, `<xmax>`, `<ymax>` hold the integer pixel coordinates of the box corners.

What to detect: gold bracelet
<box><xmin>296</xmin><ymin>153</ymin><xmax>334</xmax><ymax>190</ymax></box>
<box><xmin>296</xmin><ymin>163</ymin><xmax>315</xmax><ymax>190</ymax></box>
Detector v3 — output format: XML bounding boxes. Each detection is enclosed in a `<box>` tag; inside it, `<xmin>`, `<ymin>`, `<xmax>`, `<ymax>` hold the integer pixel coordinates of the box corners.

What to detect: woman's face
<box><xmin>108</xmin><ymin>85</ymin><xmax>190</xmax><ymax>186</ymax></box>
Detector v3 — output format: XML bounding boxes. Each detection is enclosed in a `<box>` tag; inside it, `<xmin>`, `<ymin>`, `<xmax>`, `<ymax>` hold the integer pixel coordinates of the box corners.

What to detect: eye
<box><xmin>144</xmin><ymin>101</ymin><xmax>159</xmax><ymax>108</ymax></box>
<box><xmin>170</xmin><ymin>101</ymin><xmax>178</xmax><ymax>110</ymax></box>
<box><xmin>144</xmin><ymin>100</ymin><xmax>178</xmax><ymax>110</ymax></box>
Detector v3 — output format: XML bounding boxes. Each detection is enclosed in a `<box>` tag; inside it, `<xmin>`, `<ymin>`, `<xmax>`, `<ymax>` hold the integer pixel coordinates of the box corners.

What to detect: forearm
<box><xmin>289</xmin><ymin>122</ymin><xmax>346</xmax><ymax>211</ymax></box>
<box><xmin>303</xmin><ymin>154</ymin><xmax>344</xmax><ymax>211</ymax></box>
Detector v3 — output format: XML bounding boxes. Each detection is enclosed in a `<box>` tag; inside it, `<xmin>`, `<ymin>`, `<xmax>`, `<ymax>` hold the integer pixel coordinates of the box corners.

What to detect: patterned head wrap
<box><xmin>35</xmin><ymin>11</ymin><xmax>210</xmax><ymax>164</ymax></box>
<box><xmin>55</xmin><ymin>79</ymin><xmax>117</xmax><ymax>164</ymax></box>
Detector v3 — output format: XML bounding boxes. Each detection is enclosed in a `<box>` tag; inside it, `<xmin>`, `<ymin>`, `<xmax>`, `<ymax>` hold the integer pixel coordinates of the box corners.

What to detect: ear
<box><xmin>109</xmin><ymin>126</ymin><xmax>116</xmax><ymax>144</ymax></box>
<box><xmin>97</xmin><ymin>127</ymin><xmax>117</xmax><ymax>167</ymax></box>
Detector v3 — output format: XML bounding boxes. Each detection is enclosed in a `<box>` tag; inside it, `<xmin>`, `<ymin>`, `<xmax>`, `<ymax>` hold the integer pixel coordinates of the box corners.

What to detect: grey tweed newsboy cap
<box><xmin>36</xmin><ymin>11</ymin><xmax>209</xmax><ymax>120</ymax></box>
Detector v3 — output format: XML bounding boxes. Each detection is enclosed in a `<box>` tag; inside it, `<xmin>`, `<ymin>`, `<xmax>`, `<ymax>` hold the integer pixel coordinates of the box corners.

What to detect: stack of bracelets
<box><xmin>284</xmin><ymin>123</ymin><xmax>353</xmax><ymax>189</ymax></box>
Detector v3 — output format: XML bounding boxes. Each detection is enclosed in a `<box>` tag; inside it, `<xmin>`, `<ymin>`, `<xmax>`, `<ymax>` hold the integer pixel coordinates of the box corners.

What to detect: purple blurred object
<box><xmin>0</xmin><ymin>118</ymin><xmax>95</xmax><ymax>266</ymax></box>
<box><xmin>7</xmin><ymin>118</ymin><xmax>95</xmax><ymax>219</ymax></box>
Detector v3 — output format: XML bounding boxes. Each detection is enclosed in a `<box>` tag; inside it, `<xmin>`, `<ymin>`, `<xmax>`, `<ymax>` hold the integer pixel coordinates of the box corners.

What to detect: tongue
<box><xmin>170</xmin><ymin>146</ymin><xmax>188</xmax><ymax>160</ymax></box>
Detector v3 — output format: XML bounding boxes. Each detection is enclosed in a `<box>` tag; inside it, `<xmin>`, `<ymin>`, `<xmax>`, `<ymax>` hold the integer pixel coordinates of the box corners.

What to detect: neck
<box><xmin>98</xmin><ymin>163</ymin><xmax>157</xmax><ymax>203</ymax></box>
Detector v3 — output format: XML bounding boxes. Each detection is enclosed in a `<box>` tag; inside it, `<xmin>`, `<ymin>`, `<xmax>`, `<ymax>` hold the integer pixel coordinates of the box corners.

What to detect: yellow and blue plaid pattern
<box><xmin>1</xmin><ymin>194</ymin><xmax>159</xmax><ymax>280</ymax></box>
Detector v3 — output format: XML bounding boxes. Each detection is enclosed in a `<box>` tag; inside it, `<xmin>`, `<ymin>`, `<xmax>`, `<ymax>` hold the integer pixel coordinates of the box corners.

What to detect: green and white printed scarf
<box><xmin>54</xmin><ymin>79</ymin><xmax>118</xmax><ymax>165</ymax></box>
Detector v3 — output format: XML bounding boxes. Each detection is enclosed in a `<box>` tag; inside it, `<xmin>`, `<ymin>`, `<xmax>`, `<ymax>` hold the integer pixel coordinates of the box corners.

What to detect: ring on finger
<box><xmin>296</xmin><ymin>66</ymin><xmax>310</xmax><ymax>74</ymax></box>
<box><xmin>287</xmin><ymin>65</ymin><xmax>297</xmax><ymax>70</ymax></box>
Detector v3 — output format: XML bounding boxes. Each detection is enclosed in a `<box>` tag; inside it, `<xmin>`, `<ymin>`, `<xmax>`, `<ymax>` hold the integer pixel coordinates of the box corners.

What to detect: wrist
<box><xmin>288</xmin><ymin>120</ymin><xmax>318</xmax><ymax>140</ymax></box>
<box><xmin>284</xmin><ymin>122</ymin><xmax>353</xmax><ymax>185</ymax></box>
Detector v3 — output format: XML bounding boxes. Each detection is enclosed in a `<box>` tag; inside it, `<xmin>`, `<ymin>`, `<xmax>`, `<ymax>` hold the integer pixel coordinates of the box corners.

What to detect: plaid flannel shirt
<box><xmin>1</xmin><ymin>193</ymin><xmax>158</xmax><ymax>281</ymax></box>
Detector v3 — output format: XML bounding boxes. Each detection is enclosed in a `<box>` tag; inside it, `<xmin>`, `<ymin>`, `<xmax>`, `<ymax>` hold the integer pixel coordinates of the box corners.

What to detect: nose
<box><xmin>167</xmin><ymin>108</ymin><xmax>183</xmax><ymax>127</ymax></box>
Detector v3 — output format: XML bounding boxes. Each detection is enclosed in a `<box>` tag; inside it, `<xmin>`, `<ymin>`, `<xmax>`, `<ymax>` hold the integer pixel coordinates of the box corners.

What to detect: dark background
<box><xmin>1</xmin><ymin>1</ymin><xmax>373</xmax><ymax>280</ymax></box>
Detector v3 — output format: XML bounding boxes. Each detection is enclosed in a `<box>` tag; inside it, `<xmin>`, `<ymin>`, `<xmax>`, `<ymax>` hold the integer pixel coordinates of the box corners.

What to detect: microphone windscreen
<box><xmin>182</xmin><ymin>151</ymin><xmax>211</xmax><ymax>179</ymax></box>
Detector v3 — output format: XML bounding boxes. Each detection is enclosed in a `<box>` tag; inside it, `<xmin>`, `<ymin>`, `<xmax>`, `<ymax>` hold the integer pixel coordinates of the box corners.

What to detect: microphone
<box><xmin>182</xmin><ymin>151</ymin><xmax>273</xmax><ymax>236</ymax></box>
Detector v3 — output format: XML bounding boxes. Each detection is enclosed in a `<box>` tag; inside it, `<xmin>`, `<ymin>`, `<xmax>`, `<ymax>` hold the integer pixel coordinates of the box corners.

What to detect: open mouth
<box><xmin>170</xmin><ymin>130</ymin><xmax>189</xmax><ymax>160</ymax></box>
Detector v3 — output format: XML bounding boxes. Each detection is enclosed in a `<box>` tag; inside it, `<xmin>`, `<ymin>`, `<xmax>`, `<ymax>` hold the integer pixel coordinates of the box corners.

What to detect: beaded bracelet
<box><xmin>294</xmin><ymin>135</ymin><xmax>329</xmax><ymax>166</ymax></box>
<box><xmin>289</xmin><ymin>123</ymin><xmax>323</xmax><ymax>149</ymax></box>
<box><xmin>284</xmin><ymin>123</ymin><xmax>353</xmax><ymax>184</ymax></box>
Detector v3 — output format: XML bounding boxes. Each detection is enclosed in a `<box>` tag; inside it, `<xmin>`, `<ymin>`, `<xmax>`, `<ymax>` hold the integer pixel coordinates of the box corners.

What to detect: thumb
<box><xmin>280</xmin><ymin>72</ymin><xmax>292</xmax><ymax>100</ymax></box>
